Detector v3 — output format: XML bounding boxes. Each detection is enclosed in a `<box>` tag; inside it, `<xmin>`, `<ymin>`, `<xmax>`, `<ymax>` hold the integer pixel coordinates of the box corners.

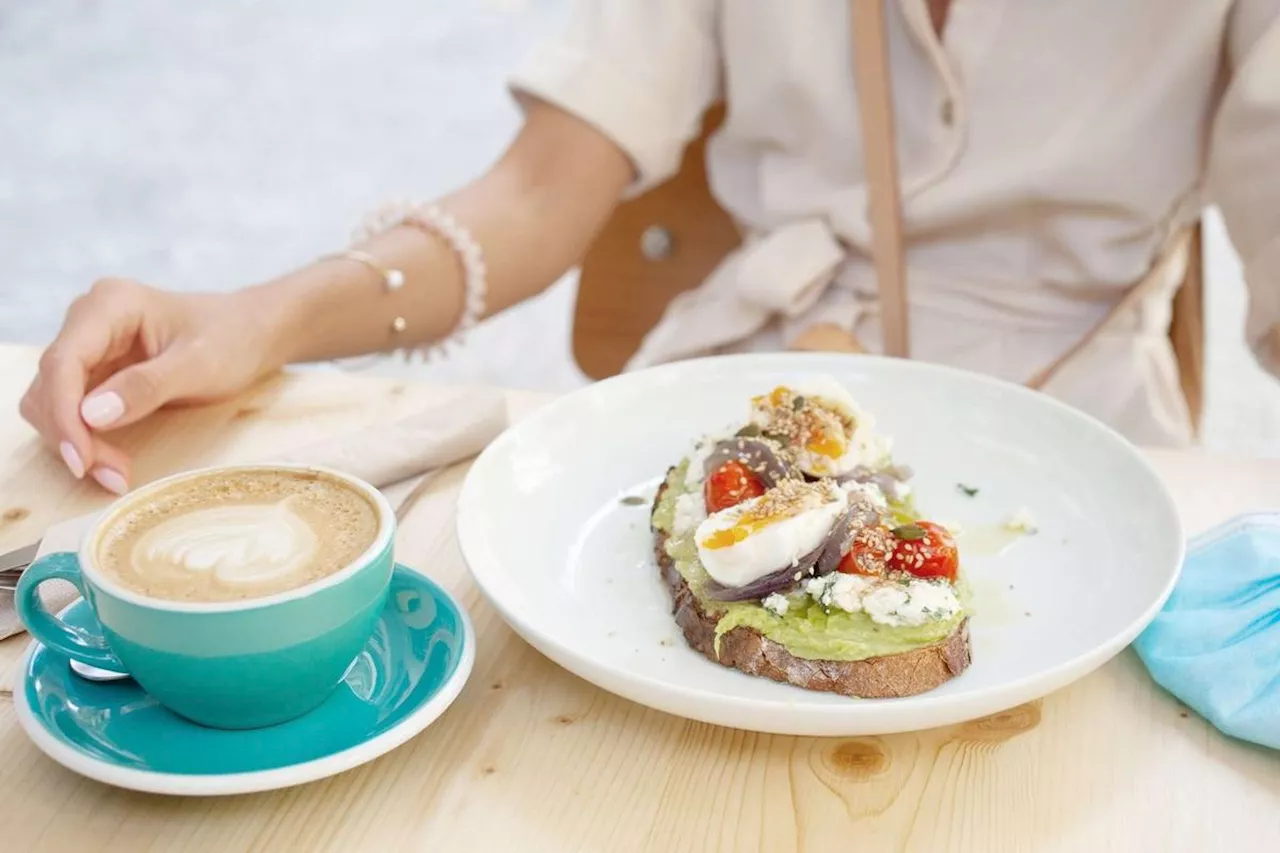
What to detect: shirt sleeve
<box><xmin>509</xmin><ymin>0</ymin><xmax>720</xmax><ymax>196</ymax></box>
<box><xmin>1207</xmin><ymin>0</ymin><xmax>1280</xmax><ymax>374</ymax></box>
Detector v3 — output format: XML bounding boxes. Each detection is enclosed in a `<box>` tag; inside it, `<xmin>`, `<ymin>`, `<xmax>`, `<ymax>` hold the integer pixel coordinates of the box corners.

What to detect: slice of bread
<box><xmin>652</xmin><ymin>479</ymin><xmax>971</xmax><ymax>699</ymax></box>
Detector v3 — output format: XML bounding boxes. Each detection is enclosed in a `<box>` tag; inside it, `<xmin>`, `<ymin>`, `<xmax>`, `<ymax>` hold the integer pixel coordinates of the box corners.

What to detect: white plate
<box><xmin>457</xmin><ymin>354</ymin><xmax>1183</xmax><ymax>736</ymax></box>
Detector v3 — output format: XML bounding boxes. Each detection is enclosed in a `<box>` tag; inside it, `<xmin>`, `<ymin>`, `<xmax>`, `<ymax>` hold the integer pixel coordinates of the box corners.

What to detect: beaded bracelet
<box><xmin>348</xmin><ymin>199</ymin><xmax>488</xmax><ymax>362</ymax></box>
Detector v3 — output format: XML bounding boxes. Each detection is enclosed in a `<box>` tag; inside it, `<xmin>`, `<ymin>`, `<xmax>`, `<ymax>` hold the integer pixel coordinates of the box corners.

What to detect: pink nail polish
<box><xmin>91</xmin><ymin>467</ymin><xmax>128</xmax><ymax>496</ymax></box>
<box><xmin>81</xmin><ymin>391</ymin><xmax>125</xmax><ymax>428</ymax></box>
<box><xmin>59</xmin><ymin>441</ymin><xmax>85</xmax><ymax>479</ymax></box>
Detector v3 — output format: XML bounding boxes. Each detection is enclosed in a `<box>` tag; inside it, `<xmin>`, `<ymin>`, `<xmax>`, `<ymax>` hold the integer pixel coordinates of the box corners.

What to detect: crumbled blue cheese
<box><xmin>829</xmin><ymin>574</ymin><xmax>874</xmax><ymax>611</ymax></box>
<box><xmin>808</xmin><ymin>573</ymin><xmax>960</xmax><ymax>627</ymax></box>
<box><xmin>1004</xmin><ymin>508</ymin><xmax>1038</xmax><ymax>534</ymax></box>
<box><xmin>804</xmin><ymin>576</ymin><xmax>833</xmax><ymax>601</ymax></box>
<box><xmin>862</xmin><ymin>580</ymin><xmax>962</xmax><ymax>627</ymax></box>
<box><xmin>803</xmin><ymin>573</ymin><xmax>875</xmax><ymax>612</ymax></box>
<box><xmin>762</xmin><ymin>593</ymin><xmax>790</xmax><ymax>617</ymax></box>
<box><xmin>684</xmin><ymin>437</ymin><xmax>717</xmax><ymax>489</ymax></box>
<box><xmin>672</xmin><ymin>492</ymin><xmax>707</xmax><ymax>536</ymax></box>
<box><xmin>841</xmin><ymin>479</ymin><xmax>888</xmax><ymax>508</ymax></box>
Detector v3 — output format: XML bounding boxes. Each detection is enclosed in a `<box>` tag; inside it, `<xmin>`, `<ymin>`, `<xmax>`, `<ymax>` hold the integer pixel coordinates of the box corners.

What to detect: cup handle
<box><xmin>15</xmin><ymin>552</ymin><xmax>124</xmax><ymax>670</ymax></box>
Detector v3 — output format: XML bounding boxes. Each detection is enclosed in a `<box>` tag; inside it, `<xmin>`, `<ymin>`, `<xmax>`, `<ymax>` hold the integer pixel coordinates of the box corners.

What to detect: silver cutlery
<box><xmin>69</xmin><ymin>660</ymin><xmax>131</xmax><ymax>682</ymax></box>
<box><xmin>0</xmin><ymin>540</ymin><xmax>39</xmax><ymax>591</ymax></box>
<box><xmin>0</xmin><ymin>540</ymin><xmax>39</xmax><ymax>573</ymax></box>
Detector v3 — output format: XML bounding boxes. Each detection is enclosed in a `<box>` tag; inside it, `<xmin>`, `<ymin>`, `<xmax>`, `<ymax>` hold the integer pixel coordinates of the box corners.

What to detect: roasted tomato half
<box><xmin>887</xmin><ymin>521</ymin><xmax>959</xmax><ymax>581</ymax></box>
<box><xmin>703</xmin><ymin>460</ymin><xmax>767</xmax><ymax>513</ymax></box>
<box><xmin>836</xmin><ymin>524</ymin><xmax>895</xmax><ymax>576</ymax></box>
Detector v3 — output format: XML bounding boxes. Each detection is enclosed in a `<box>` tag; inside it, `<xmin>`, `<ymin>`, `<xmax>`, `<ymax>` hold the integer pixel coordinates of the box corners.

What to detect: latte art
<box><xmin>135</xmin><ymin>498</ymin><xmax>319</xmax><ymax>586</ymax></box>
<box><xmin>96</xmin><ymin>468</ymin><xmax>381</xmax><ymax>603</ymax></box>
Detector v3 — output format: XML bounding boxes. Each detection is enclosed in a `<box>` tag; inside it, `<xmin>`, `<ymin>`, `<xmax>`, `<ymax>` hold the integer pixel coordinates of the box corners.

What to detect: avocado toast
<box><xmin>649</xmin><ymin>379</ymin><xmax>972</xmax><ymax>699</ymax></box>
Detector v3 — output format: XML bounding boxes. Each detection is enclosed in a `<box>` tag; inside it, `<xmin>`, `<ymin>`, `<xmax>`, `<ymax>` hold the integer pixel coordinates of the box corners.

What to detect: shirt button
<box><xmin>940</xmin><ymin>99</ymin><xmax>955</xmax><ymax>126</ymax></box>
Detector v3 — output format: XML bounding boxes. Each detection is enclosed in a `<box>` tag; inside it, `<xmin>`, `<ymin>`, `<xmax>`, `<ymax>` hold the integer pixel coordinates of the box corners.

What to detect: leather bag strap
<box><xmin>850</xmin><ymin>0</ymin><xmax>910</xmax><ymax>358</ymax></box>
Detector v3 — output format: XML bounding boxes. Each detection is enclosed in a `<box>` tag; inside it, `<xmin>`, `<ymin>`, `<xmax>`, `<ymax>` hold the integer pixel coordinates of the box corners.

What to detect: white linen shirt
<box><xmin>511</xmin><ymin>0</ymin><xmax>1280</xmax><ymax>447</ymax></box>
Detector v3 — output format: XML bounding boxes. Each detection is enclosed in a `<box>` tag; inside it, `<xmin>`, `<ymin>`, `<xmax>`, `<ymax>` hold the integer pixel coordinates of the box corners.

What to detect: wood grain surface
<box><xmin>0</xmin><ymin>344</ymin><xmax>1276</xmax><ymax>853</ymax></box>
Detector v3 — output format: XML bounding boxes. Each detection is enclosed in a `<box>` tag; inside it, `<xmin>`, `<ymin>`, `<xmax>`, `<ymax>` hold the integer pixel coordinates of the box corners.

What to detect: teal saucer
<box><xmin>14</xmin><ymin>564</ymin><xmax>474</xmax><ymax>796</ymax></box>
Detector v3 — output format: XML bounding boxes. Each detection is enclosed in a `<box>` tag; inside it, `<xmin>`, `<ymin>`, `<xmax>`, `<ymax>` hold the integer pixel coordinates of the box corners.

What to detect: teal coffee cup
<box><xmin>16</xmin><ymin>464</ymin><xmax>396</xmax><ymax>729</ymax></box>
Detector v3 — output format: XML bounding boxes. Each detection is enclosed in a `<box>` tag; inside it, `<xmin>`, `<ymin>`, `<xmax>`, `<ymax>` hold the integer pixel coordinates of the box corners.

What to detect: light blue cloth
<box><xmin>1134</xmin><ymin>513</ymin><xmax>1280</xmax><ymax>750</ymax></box>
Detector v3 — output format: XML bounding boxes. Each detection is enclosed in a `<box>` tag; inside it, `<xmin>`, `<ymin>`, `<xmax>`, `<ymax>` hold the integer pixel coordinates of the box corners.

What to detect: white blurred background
<box><xmin>3</xmin><ymin>0</ymin><xmax>1279</xmax><ymax>454</ymax></box>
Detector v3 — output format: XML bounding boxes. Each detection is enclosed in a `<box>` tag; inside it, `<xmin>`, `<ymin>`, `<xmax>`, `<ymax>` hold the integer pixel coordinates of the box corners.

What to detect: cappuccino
<box><xmin>96</xmin><ymin>468</ymin><xmax>381</xmax><ymax>603</ymax></box>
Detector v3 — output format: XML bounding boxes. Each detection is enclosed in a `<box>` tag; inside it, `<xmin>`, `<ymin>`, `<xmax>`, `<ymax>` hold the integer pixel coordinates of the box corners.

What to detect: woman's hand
<box><xmin>20</xmin><ymin>278</ymin><xmax>288</xmax><ymax>494</ymax></box>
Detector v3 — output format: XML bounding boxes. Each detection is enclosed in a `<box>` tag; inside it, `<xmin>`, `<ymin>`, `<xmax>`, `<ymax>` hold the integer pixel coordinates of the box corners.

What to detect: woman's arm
<box><xmin>20</xmin><ymin>98</ymin><xmax>633</xmax><ymax>491</ymax></box>
<box><xmin>256</xmin><ymin>97</ymin><xmax>634</xmax><ymax>364</ymax></box>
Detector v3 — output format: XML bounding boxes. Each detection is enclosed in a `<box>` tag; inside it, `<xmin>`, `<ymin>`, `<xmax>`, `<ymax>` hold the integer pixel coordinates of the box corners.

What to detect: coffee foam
<box><xmin>96</xmin><ymin>469</ymin><xmax>380</xmax><ymax>603</ymax></box>
<box><xmin>134</xmin><ymin>497</ymin><xmax>319</xmax><ymax>585</ymax></box>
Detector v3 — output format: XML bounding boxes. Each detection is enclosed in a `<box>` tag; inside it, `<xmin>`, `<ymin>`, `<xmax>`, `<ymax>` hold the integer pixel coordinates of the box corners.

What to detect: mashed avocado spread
<box><xmin>654</xmin><ymin>462</ymin><xmax>966</xmax><ymax>662</ymax></box>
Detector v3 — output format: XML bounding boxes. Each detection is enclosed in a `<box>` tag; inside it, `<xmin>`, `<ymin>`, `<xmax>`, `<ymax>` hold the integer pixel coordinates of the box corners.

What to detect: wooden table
<box><xmin>0</xmin><ymin>343</ymin><xmax>1276</xmax><ymax>852</ymax></box>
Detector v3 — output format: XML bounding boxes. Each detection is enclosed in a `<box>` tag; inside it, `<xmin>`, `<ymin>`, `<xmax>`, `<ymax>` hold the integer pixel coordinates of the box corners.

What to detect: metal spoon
<box><xmin>69</xmin><ymin>659</ymin><xmax>131</xmax><ymax>683</ymax></box>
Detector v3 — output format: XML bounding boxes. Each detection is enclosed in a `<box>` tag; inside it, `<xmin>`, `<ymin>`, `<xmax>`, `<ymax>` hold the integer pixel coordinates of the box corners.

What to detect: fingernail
<box><xmin>81</xmin><ymin>391</ymin><xmax>125</xmax><ymax>428</ymax></box>
<box><xmin>59</xmin><ymin>441</ymin><xmax>85</xmax><ymax>479</ymax></box>
<box><xmin>91</xmin><ymin>467</ymin><xmax>128</xmax><ymax>496</ymax></box>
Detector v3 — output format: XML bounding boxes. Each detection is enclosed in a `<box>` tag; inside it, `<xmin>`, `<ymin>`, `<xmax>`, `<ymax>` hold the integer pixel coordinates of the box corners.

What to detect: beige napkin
<box><xmin>0</xmin><ymin>387</ymin><xmax>507</xmax><ymax>641</ymax></box>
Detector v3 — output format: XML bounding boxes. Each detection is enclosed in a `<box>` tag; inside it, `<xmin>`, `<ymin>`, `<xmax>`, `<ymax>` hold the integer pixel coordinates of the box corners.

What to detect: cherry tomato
<box><xmin>836</xmin><ymin>525</ymin><xmax>894</xmax><ymax>575</ymax></box>
<box><xmin>887</xmin><ymin>521</ymin><xmax>959</xmax><ymax>581</ymax></box>
<box><xmin>703</xmin><ymin>460</ymin><xmax>767</xmax><ymax>513</ymax></box>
